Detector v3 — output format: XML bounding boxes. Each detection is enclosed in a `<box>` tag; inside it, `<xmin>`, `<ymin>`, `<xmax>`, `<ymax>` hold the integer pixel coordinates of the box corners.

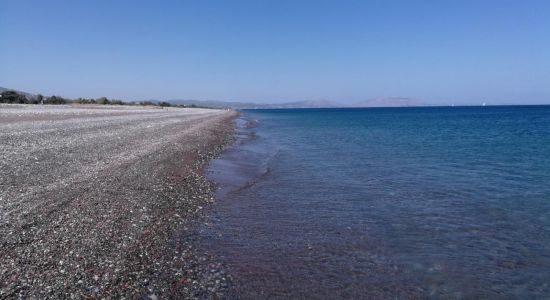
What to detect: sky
<box><xmin>1</xmin><ymin>0</ymin><xmax>549</xmax><ymax>105</ymax></box>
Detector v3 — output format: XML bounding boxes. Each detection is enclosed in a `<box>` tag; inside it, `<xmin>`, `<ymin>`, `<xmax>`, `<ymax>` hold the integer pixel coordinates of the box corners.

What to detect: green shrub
<box><xmin>0</xmin><ymin>91</ymin><xmax>28</xmax><ymax>104</ymax></box>
<box><xmin>45</xmin><ymin>95</ymin><xmax>67</xmax><ymax>104</ymax></box>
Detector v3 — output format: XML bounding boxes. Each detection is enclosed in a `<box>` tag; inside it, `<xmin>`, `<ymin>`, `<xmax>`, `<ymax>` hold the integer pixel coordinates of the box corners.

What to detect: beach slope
<box><xmin>0</xmin><ymin>104</ymin><xmax>237</xmax><ymax>298</ymax></box>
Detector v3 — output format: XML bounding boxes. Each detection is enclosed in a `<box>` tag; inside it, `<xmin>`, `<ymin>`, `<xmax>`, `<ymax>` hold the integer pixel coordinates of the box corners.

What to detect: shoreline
<box><xmin>0</xmin><ymin>105</ymin><xmax>238</xmax><ymax>298</ymax></box>
<box><xmin>207</xmin><ymin>114</ymin><xmax>266</xmax><ymax>199</ymax></box>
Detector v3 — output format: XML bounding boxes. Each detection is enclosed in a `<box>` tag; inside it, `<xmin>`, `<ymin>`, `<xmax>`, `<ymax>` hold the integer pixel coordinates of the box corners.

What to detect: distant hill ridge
<box><xmin>0</xmin><ymin>86</ymin><xmax>36</xmax><ymax>98</ymax></box>
<box><xmin>169</xmin><ymin>97</ymin><xmax>425</xmax><ymax>109</ymax></box>
<box><xmin>351</xmin><ymin>97</ymin><xmax>424</xmax><ymax>108</ymax></box>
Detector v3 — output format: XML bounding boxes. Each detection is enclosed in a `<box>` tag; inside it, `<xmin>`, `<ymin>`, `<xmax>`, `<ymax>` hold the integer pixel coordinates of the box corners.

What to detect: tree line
<box><xmin>0</xmin><ymin>90</ymin><xmax>197</xmax><ymax>108</ymax></box>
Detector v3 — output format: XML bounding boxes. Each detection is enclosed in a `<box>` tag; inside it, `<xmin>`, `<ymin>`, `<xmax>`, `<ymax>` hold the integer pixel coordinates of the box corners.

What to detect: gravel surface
<box><xmin>0</xmin><ymin>104</ymin><xmax>237</xmax><ymax>299</ymax></box>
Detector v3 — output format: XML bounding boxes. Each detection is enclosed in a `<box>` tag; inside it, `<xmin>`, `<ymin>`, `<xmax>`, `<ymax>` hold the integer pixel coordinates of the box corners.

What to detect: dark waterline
<box><xmin>203</xmin><ymin>106</ymin><xmax>550</xmax><ymax>299</ymax></box>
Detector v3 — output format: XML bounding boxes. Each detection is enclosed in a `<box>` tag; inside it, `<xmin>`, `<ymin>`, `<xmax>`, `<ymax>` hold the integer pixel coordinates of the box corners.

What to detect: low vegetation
<box><xmin>0</xmin><ymin>90</ymin><xmax>200</xmax><ymax>108</ymax></box>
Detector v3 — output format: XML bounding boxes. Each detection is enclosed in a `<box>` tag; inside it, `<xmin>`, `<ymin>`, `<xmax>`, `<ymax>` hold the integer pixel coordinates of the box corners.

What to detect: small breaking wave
<box><xmin>207</xmin><ymin>115</ymin><xmax>278</xmax><ymax>198</ymax></box>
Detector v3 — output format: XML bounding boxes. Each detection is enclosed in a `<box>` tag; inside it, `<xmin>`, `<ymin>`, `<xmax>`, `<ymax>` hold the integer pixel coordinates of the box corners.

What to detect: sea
<box><xmin>201</xmin><ymin>106</ymin><xmax>550</xmax><ymax>299</ymax></box>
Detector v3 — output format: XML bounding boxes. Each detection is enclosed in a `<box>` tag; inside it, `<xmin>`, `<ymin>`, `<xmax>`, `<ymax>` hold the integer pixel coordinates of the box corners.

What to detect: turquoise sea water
<box><xmin>204</xmin><ymin>106</ymin><xmax>550</xmax><ymax>299</ymax></box>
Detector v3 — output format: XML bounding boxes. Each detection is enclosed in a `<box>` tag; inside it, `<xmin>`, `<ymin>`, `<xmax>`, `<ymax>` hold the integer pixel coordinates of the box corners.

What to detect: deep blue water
<box><xmin>204</xmin><ymin>106</ymin><xmax>550</xmax><ymax>299</ymax></box>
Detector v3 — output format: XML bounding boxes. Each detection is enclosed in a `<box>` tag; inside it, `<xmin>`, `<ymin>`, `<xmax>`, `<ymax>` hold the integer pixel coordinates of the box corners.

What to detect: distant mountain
<box><xmin>349</xmin><ymin>97</ymin><xmax>424</xmax><ymax>108</ymax></box>
<box><xmin>0</xmin><ymin>86</ymin><xmax>36</xmax><ymax>98</ymax></box>
<box><xmin>168</xmin><ymin>99</ymin><xmax>340</xmax><ymax>109</ymax></box>
<box><xmin>169</xmin><ymin>97</ymin><xmax>424</xmax><ymax>109</ymax></box>
<box><xmin>168</xmin><ymin>99</ymin><xmax>260</xmax><ymax>109</ymax></box>
<box><xmin>261</xmin><ymin>99</ymin><xmax>340</xmax><ymax>108</ymax></box>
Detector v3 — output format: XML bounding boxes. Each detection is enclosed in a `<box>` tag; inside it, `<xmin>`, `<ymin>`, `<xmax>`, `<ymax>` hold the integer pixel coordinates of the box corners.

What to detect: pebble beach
<box><xmin>0</xmin><ymin>104</ymin><xmax>237</xmax><ymax>299</ymax></box>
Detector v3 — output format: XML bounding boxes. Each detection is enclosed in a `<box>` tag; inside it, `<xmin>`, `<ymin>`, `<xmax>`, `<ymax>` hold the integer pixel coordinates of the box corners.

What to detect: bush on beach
<box><xmin>45</xmin><ymin>95</ymin><xmax>67</xmax><ymax>105</ymax></box>
<box><xmin>0</xmin><ymin>90</ymin><xmax>29</xmax><ymax>104</ymax></box>
<box><xmin>0</xmin><ymin>90</ymin><xmax>199</xmax><ymax>108</ymax></box>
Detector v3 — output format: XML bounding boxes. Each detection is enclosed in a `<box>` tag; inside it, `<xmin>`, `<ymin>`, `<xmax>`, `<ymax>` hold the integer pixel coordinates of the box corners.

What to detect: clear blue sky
<box><xmin>1</xmin><ymin>0</ymin><xmax>549</xmax><ymax>104</ymax></box>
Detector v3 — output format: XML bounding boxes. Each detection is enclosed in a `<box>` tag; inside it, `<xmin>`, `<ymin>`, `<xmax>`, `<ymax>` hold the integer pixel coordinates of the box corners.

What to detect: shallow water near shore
<box><xmin>204</xmin><ymin>106</ymin><xmax>550</xmax><ymax>298</ymax></box>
